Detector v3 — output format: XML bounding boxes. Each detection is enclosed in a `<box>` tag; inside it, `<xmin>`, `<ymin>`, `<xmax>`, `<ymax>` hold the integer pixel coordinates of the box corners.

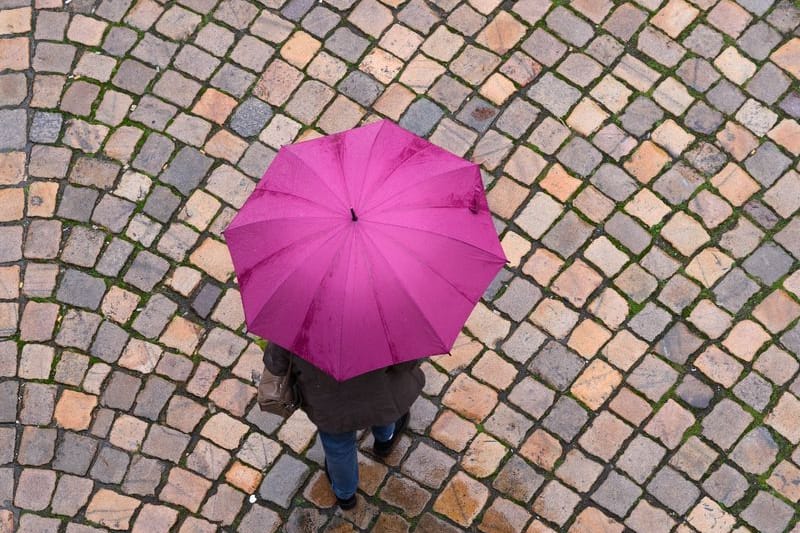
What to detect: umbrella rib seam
<box><xmin>360</xmin><ymin>163</ymin><xmax>480</xmax><ymax>217</ymax></box>
<box><xmin>365</xmin><ymin>220</ymin><xmax>507</xmax><ymax>264</ymax></box>
<box><xmin>283</xmin><ymin>147</ymin><xmax>350</xmax><ymax>211</ymax></box>
<box><xmin>251</xmin><ymin>188</ymin><xmax>343</xmax><ymax>216</ymax></box>
<box><xmin>336</xmin><ymin>229</ymin><xmax>357</xmax><ymax>380</ymax></box>
<box><xmin>360</xmin><ymin>229</ymin><xmax>450</xmax><ymax>354</ymax></box>
<box><xmin>235</xmin><ymin>224</ymin><xmax>345</xmax><ymax>287</ymax></box>
<box><xmin>358</xmin><ymin>230</ymin><xmax>401</xmax><ymax>366</ymax></box>
<box><xmin>288</xmin><ymin>231</ymin><xmax>350</xmax><ymax>375</ymax></box>
<box><xmin>359</xmin><ymin>142</ymin><xmax>436</xmax><ymax>211</ymax></box>
<box><xmin>245</xmin><ymin>227</ymin><xmax>346</xmax><ymax>329</ymax></box>
<box><xmin>335</xmin><ymin>135</ymin><xmax>353</xmax><ymax>208</ymax></box>
<box><xmin>354</xmin><ymin>119</ymin><xmax>385</xmax><ymax>210</ymax></box>
<box><xmin>224</xmin><ymin>216</ymin><xmax>343</xmax><ymax>232</ymax></box>
<box><xmin>366</xmin><ymin>224</ymin><xmax>478</xmax><ymax>306</ymax></box>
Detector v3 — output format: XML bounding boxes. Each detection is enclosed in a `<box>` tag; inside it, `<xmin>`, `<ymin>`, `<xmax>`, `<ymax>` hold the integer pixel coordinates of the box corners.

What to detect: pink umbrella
<box><xmin>223</xmin><ymin>119</ymin><xmax>507</xmax><ymax>381</ymax></box>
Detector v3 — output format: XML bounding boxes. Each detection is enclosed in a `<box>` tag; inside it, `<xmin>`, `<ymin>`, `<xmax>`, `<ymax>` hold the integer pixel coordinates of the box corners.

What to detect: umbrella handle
<box><xmin>350</xmin><ymin>208</ymin><xmax>358</xmax><ymax>221</ymax></box>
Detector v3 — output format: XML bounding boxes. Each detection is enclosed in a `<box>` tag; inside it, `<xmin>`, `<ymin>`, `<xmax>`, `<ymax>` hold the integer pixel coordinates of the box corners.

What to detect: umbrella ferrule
<box><xmin>350</xmin><ymin>208</ymin><xmax>358</xmax><ymax>222</ymax></box>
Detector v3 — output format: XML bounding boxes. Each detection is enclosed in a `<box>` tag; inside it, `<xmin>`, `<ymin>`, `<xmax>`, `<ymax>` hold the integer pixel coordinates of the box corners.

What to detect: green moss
<box><xmin>679</xmin><ymin>421</ymin><xmax>703</xmax><ymax>443</ymax></box>
<box><xmin>626</xmin><ymin>298</ymin><xmax>645</xmax><ymax>315</ymax></box>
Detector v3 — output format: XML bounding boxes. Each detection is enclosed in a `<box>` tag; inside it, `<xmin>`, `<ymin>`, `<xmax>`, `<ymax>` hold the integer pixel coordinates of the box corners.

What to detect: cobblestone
<box><xmin>399</xmin><ymin>98</ymin><xmax>443</xmax><ymax>137</ymax></box>
<box><xmin>741</xmin><ymin>491</ymin><xmax>795</xmax><ymax>533</ymax></box>
<box><xmin>53</xmin><ymin>432</ymin><xmax>98</xmax><ymax>475</ymax></box>
<box><xmin>703</xmin><ymin>463</ymin><xmax>749</xmax><ymax>507</ymax></box>
<box><xmin>7</xmin><ymin>1</ymin><xmax>800</xmax><ymax>530</ymax></box>
<box><xmin>259</xmin><ymin>454</ymin><xmax>310</xmax><ymax>508</ymax></box>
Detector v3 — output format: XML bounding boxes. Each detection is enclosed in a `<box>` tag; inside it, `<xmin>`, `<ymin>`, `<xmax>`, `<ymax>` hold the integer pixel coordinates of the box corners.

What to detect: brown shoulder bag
<box><xmin>257</xmin><ymin>355</ymin><xmax>302</xmax><ymax>417</ymax></box>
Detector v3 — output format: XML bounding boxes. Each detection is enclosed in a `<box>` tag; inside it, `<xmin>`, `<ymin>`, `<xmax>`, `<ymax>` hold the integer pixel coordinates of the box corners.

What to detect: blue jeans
<box><xmin>319</xmin><ymin>422</ymin><xmax>395</xmax><ymax>499</ymax></box>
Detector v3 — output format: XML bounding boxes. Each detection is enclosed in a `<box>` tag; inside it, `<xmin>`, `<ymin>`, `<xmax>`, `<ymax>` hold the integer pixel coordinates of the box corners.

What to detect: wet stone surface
<box><xmin>3</xmin><ymin>0</ymin><xmax>800</xmax><ymax>531</ymax></box>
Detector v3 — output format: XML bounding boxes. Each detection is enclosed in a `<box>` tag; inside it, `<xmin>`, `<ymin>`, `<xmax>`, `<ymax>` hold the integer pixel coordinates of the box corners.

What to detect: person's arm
<box><xmin>263</xmin><ymin>342</ymin><xmax>291</xmax><ymax>376</ymax></box>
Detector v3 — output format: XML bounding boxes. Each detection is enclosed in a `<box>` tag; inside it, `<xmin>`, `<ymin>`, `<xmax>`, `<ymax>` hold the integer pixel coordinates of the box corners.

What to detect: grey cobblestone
<box><xmin>53</xmin><ymin>433</ymin><xmax>99</xmax><ymax>475</ymax></box>
<box><xmin>19</xmin><ymin>383</ymin><xmax>54</xmax><ymax>426</ymax></box>
<box><xmin>57</xmin><ymin>270</ymin><xmax>107</xmax><ymax>310</ymax></box>
<box><xmin>0</xmin><ymin>381</ymin><xmax>19</xmax><ymax>422</ymax></box>
<box><xmin>260</xmin><ymin>454</ymin><xmax>310</xmax><ymax>508</ymax></box>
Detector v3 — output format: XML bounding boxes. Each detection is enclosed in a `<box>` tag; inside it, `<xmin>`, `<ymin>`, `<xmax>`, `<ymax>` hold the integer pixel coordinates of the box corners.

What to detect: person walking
<box><xmin>263</xmin><ymin>342</ymin><xmax>425</xmax><ymax>510</ymax></box>
<box><xmin>226</xmin><ymin>121</ymin><xmax>505</xmax><ymax>510</ymax></box>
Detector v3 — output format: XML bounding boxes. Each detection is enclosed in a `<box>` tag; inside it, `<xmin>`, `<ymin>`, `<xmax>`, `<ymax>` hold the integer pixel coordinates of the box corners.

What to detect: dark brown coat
<box><xmin>263</xmin><ymin>343</ymin><xmax>425</xmax><ymax>434</ymax></box>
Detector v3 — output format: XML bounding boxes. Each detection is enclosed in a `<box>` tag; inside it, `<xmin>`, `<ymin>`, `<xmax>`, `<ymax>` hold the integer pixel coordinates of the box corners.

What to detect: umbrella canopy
<box><xmin>224</xmin><ymin>119</ymin><xmax>507</xmax><ymax>381</ymax></box>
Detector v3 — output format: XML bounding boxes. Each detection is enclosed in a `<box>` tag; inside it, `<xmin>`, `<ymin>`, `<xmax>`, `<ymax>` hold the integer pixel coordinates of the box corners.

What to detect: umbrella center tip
<box><xmin>350</xmin><ymin>208</ymin><xmax>358</xmax><ymax>222</ymax></box>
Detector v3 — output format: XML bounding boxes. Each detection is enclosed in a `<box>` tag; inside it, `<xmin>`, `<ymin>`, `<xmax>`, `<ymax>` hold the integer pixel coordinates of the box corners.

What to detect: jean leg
<box><xmin>318</xmin><ymin>430</ymin><xmax>359</xmax><ymax>499</ymax></box>
<box><xmin>371</xmin><ymin>421</ymin><xmax>395</xmax><ymax>443</ymax></box>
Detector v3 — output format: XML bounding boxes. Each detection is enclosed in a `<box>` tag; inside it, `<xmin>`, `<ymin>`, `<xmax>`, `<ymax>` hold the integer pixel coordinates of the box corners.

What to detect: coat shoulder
<box><xmin>294</xmin><ymin>358</ymin><xmax>425</xmax><ymax>433</ymax></box>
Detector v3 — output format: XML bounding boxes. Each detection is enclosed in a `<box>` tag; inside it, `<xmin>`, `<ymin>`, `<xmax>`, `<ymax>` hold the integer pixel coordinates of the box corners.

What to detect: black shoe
<box><xmin>336</xmin><ymin>494</ymin><xmax>357</xmax><ymax>511</ymax></box>
<box><xmin>374</xmin><ymin>412</ymin><xmax>409</xmax><ymax>458</ymax></box>
<box><xmin>323</xmin><ymin>461</ymin><xmax>358</xmax><ymax>511</ymax></box>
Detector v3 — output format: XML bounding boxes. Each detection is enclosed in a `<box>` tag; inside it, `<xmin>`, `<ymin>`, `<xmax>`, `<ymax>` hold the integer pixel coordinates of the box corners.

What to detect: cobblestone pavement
<box><xmin>2</xmin><ymin>0</ymin><xmax>800</xmax><ymax>530</ymax></box>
